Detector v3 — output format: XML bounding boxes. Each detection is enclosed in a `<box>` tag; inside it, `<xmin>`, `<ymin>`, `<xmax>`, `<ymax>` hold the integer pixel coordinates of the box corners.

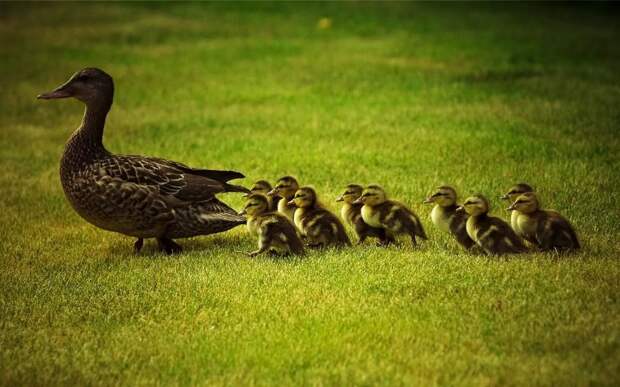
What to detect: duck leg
<box><xmin>157</xmin><ymin>238</ymin><xmax>183</xmax><ymax>255</ymax></box>
<box><xmin>134</xmin><ymin>238</ymin><xmax>144</xmax><ymax>254</ymax></box>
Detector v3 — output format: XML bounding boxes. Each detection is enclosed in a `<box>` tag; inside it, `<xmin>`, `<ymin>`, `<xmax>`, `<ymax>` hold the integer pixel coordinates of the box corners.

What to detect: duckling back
<box><xmin>255</xmin><ymin>212</ymin><xmax>305</xmax><ymax>256</ymax></box>
<box><xmin>466</xmin><ymin>214</ymin><xmax>526</xmax><ymax>255</ymax></box>
<box><xmin>296</xmin><ymin>206</ymin><xmax>351</xmax><ymax>248</ymax></box>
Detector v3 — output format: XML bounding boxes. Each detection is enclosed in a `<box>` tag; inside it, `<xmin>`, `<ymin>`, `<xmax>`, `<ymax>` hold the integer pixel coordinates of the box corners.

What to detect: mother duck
<box><xmin>38</xmin><ymin>68</ymin><xmax>249</xmax><ymax>254</ymax></box>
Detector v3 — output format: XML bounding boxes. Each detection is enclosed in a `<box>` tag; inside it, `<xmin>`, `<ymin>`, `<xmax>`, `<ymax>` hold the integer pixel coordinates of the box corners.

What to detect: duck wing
<box><xmin>97</xmin><ymin>155</ymin><xmax>249</xmax><ymax>203</ymax></box>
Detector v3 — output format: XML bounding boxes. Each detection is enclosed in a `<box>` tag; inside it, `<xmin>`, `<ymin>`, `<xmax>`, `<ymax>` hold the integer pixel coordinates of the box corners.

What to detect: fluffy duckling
<box><xmin>290</xmin><ymin>186</ymin><xmax>351</xmax><ymax>248</ymax></box>
<box><xmin>240</xmin><ymin>193</ymin><xmax>304</xmax><ymax>257</ymax></box>
<box><xmin>336</xmin><ymin>184</ymin><xmax>394</xmax><ymax>245</ymax></box>
<box><xmin>355</xmin><ymin>185</ymin><xmax>427</xmax><ymax>247</ymax></box>
<box><xmin>500</xmin><ymin>183</ymin><xmax>534</xmax><ymax>232</ymax></box>
<box><xmin>423</xmin><ymin>186</ymin><xmax>474</xmax><ymax>249</ymax></box>
<box><xmin>460</xmin><ymin>195</ymin><xmax>527</xmax><ymax>255</ymax></box>
<box><xmin>507</xmin><ymin>192</ymin><xmax>580</xmax><ymax>251</ymax></box>
<box><xmin>268</xmin><ymin>176</ymin><xmax>299</xmax><ymax>222</ymax></box>
<box><xmin>247</xmin><ymin>180</ymin><xmax>281</xmax><ymax>211</ymax></box>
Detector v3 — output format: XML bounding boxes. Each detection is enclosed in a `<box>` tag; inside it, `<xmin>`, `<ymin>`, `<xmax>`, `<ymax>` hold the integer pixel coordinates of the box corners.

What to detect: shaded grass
<box><xmin>1</xmin><ymin>2</ymin><xmax>619</xmax><ymax>386</ymax></box>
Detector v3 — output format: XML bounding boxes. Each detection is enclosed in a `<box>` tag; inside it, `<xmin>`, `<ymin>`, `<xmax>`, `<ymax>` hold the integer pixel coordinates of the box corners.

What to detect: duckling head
<box><xmin>38</xmin><ymin>68</ymin><xmax>114</xmax><ymax>106</ymax></box>
<box><xmin>289</xmin><ymin>186</ymin><xmax>318</xmax><ymax>209</ymax></box>
<box><xmin>461</xmin><ymin>195</ymin><xmax>490</xmax><ymax>217</ymax></box>
<box><xmin>500</xmin><ymin>183</ymin><xmax>534</xmax><ymax>202</ymax></box>
<box><xmin>268</xmin><ymin>176</ymin><xmax>299</xmax><ymax>199</ymax></box>
<box><xmin>245</xmin><ymin>180</ymin><xmax>273</xmax><ymax>198</ymax></box>
<box><xmin>507</xmin><ymin>192</ymin><xmax>539</xmax><ymax>214</ymax></box>
<box><xmin>354</xmin><ymin>185</ymin><xmax>387</xmax><ymax>206</ymax></box>
<box><xmin>239</xmin><ymin>193</ymin><xmax>270</xmax><ymax>216</ymax></box>
<box><xmin>424</xmin><ymin>186</ymin><xmax>457</xmax><ymax>207</ymax></box>
<box><xmin>336</xmin><ymin>184</ymin><xmax>363</xmax><ymax>204</ymax></box>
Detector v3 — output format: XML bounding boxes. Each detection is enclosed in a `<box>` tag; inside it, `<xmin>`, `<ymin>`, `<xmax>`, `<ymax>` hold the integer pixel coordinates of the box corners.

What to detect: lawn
<box><xmin>1</xmin><ymin>2</ymin><xmax>619</xmax><ymax>386</ymax></box>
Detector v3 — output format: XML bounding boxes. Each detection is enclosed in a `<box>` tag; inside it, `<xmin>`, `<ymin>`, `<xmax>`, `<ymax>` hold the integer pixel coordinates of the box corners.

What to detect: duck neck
<box><xmin>65</xmin><ymin>99</ymin><xmax>112</xmax><ymax>161</ymax></box>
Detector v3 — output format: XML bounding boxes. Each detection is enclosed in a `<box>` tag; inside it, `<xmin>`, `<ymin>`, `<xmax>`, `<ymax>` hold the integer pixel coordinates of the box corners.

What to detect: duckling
<box><xmin>423</xmin><ymin>186</ymin><xmax>474</xmax><ymax>249</ymax></box>
<box><xmin>247</xmin><ymin>180</ymin><xmax>281</xmax><ymax>211</ymax></box>
<box><xmin>268</xmin><ymin>176</ymin><xmax>299</xmax><ymax>222</ymax></box>
<box><xmin>500</xmin><ymin>183</ymin><xmax>534</xmax><ymax>232</ymax></box>
<box><xmin>336</xmin><ymin>184</ymin><xmax>394</xmax><ymax>245</ymax></box>
<box><xmin>290</xmin><ymin>187</ymin><xmax>351</xmax><ymax>248</ymax></box>
<box><xmin>460</xmin><ymin>195</ymin><xmax>527</xmax><ymax>255</ymax></box>
<box><xmin>240</xmin><ymin>193</ymin><xmax>304</xmax><ymax>257</ymax></box>
<box><xmin>507</xmin><ymin>192</ymin><xmax>580</xmax><ymax>252</ymax></box>
<box><xmin>354</xmin><ymin>185</ymin><xmax>427</xmax><ymax>247</ymax></box>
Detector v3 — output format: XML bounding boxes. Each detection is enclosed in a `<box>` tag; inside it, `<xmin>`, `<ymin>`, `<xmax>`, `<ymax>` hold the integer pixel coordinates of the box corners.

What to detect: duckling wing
<box><xmin>98</xmin><ymin>155</ymin><xmax>248</xmax><ymax>203</ymax></box>
<box><xmin>260</xmin><ymin>215</ymin><xmax>305</xmax><ymax>255</ymax></box>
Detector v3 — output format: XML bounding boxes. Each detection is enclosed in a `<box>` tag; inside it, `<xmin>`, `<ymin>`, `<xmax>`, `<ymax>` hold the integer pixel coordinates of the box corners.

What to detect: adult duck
<box><xmin>38</xmin><ymin>68</ymin><xmax>249</xmax><ymax>254</ymax></box>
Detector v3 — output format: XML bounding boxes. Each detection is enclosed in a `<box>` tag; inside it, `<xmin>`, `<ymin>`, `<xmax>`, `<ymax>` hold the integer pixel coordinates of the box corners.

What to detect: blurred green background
<box><xmin>1</xmin><ymin>2</ymin><xmax>619</xmax><ymax>386</ymax></box>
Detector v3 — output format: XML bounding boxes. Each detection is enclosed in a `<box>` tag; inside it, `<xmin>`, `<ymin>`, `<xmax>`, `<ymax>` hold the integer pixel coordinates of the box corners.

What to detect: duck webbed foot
<box><xmin>157</xmin><ymin>238</ymin><xmax>183</xmax><ymax>255</ymax></box>
<box><xmin>134</xmin><ymin>238</ymin><xmax>144</xmax><ymax>254</ymax></box>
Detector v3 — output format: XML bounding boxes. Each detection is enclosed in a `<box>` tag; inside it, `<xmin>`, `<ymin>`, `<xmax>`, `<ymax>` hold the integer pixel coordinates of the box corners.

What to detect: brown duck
<box><xmin>37</xmin><ymin>68</ymin><xmax>249</xmax><ymax>254</ymax></box>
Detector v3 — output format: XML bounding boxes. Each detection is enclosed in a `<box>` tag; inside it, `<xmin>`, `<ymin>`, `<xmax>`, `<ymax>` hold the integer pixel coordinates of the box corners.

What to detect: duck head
<box><xmin>424</xmin><ymin>185</ymin><xmax>457</xmax><ymax>207</ymax></box>
<box><xmin>353</xmin><ymin>185</ymin><xmax>387</xmax><ymax>206</ymax></box>
<box><xmin>500</xmin><ymin>183</ymin><xmax>534</xmax><ymax>202</ymax></box>
<box><xmin>244</xmin><ymin>180</ymin><xmax>273</xmax><ymax>198</ymax></box>
<box><xmin>37</xmin><ymin>68</ymin><xmax>114</xmax><ymax>106</ymax></box>
<box><xmin>239</xmin><ymin>193</ymin><xmax>270</xmax><ymax>216</ymax></box>
<box><xmin>268</xmin><ymin>176</ymin><xmax>299</xmax><ymax>199</ymax></box>
<box><xmin>507</xmin><ymin>192</ymin><xmax>539</xmax><ymax>214</ymax></box>
<box><xmin>459</xmin><ymin>195</ymin><xmax>490</xmax><ymax>217</ymax></box>
<box><xmin>288</xmin><ymin>186</ymin><xmax>317</xmax><ymax>209</ymax></box>
<box><xmin>336</xmin><ymin>184</ymin><xmax>363</xmax><ymax>204</ymax></box>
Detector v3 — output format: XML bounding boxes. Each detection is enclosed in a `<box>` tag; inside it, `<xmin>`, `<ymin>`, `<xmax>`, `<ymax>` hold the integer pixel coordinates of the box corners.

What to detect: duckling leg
<box><xmin>133</xmin><ymin>238</ymin><xmax>144</xmax><ymax>254</ymax></box>
<box><xmin>157</xmin><ymin>238</ymin><xmax>183</xmax><ymax>255</ymax></box>
<box><xmin>410</xmin><ymin>234</ymin><xmax>417</xmax><ymax>247</ymax></box>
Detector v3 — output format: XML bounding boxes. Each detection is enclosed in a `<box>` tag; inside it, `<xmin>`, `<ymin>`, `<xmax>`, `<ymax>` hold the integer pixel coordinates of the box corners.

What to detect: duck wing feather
<box><xmin>97</xmin><ymin>155</ymin><xmax>249</xmax><ymax>203</ymax></box>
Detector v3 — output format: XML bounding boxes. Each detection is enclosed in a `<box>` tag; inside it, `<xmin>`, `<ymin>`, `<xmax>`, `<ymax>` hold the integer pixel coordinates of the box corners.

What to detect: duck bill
<box><xmin>455</xmin><ymin>205</ymin><xmax>465</xmax><ymax>212</ymax></box>
<box><xmin>287</xmin><ymin>200</ymin><xmax>296</xmax><ymax>206</ymax></box>
<box><xmin>37</xmin><ymin>81</ymin><xmax>72</xmax><ymax>100</ymax></box>
<box><xmin>336</xmin><ymin>195</ymin><xmax>344</xmax><ymax>202</ymax></box>
<box><xmin>499</xmin><ymin>194</ymin><xmax>509</xmax><ymax>201</ymax></box>
<box><xmin>506</xmin><ymin>204</ymin><xmax>516</xmax><ymax>211</ymax></box>
<box><xmin>266</xmin><ymin>189</ymin><xmax>278</xmax><ymax>196</ymax></box>
<box><xmin>238</xmin><ymin>209</ymin><xmax>247</xmax><ymax>216</ymax></box>
<box><xmin>352</xmin><ymin>198</ymin><xmax>363</xmax><ymax>205</ymax></box>
<box><xmin>423</xmin><ymin>197</ymin><xmax>434</xmax><ymax>204</ymax></box>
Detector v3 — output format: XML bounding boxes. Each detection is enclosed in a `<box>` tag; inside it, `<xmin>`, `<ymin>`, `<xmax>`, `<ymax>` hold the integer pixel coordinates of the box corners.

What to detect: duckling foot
<box><xmin>134</xmin><ymin>238</ymin><xmax>144</xmax><ymax>254</ymax></box>
<box><xmin>157</xmin><ymin>238</ymin><xmax>183</xmax><ymax>255</ymax></box>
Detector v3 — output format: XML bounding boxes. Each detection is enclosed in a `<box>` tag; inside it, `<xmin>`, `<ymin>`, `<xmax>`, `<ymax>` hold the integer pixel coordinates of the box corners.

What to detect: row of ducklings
<box><xmin>239</xmin><ymin>177</ymin><xmax>580</xmax><ymax>257</ymax></box>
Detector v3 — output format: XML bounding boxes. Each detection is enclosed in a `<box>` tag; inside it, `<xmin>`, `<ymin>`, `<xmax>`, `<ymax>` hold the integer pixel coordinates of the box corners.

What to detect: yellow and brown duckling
<box><xmin>336</xmin><ymin>184</ymin><xmax>394</xmax><ymax>245</ymax></box>
<box><xmin>268</xmin><ymin>176</ymin><xmax>299</xmax><ymax>222</ymax></box>
<box><xmin>247</xmin><ymin>180</ymin><xmax>281</xmax><ymax>211</ymax></box>
<box><xmin>460</xmin><ymin>194</ymin><xmax>527</xmax><ymax>255</ymax></box>
<box><xmin>289</xmin><ymin>186</ymin><xmax>351</xmax><ymax>248</ymax></box>
<box><xmin>355</xmin><ymin>185</ymin><xmax>427</xmax><ymax>247</ymax></box>
<box><xmin>507</xmin><ymin>192</ymin><xmax>580</xmax><ymax>252</ymax></box>
<box><xmin>423</xmin><ymin>186</ymin><xmax>474</xmax><ymax>249</ymax></box>
<box><xmin>240</xmin><ymin>193</ymin><xmax>304</xmax><ymax>257</ymax></box>
<box><xmin>500</xmin><ymin>183</ymin><xmax>535</xmax><ymax>232</ymax></box>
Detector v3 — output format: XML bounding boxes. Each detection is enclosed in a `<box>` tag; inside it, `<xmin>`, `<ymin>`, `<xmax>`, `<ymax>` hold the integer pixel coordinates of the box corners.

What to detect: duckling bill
<box><xmin>355</xmin><ymin>185</ymin><xmax>427</xmax><ymax>247</ymax></box>
<box><xmin>337</xmin><ymin>184</ymin><xmax>394</xmax><ymax>245</ymax></box>
<box><xmin>240</xmin><ymin>193</ymin><xmax>304</xmax><ymax>257</ymax></box>
<box><xmin>460</xmin><ymin>194</ymin><xmax>526</xmax><ymax>255</ymax></box>
<box><xmin>507</xmin><ymin>192</ymin><xmax>580</xmax><ymax>252</ymax></box>
<box><xmin>290</xmin><ymin>186</ymin><xmax>351</xmax><ymax>248</ymax></box>
<box><xmin>424</xmin><ymin>186</ymin><xmax>474</xmax><ymax>249</ymax></box>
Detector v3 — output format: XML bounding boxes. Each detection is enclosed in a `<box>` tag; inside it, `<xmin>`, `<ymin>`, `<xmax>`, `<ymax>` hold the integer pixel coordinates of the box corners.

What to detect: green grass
<box><xmin>1</xmin><ymin>2</ymin><xmax>619</xmax><ymax>385</ymax></box>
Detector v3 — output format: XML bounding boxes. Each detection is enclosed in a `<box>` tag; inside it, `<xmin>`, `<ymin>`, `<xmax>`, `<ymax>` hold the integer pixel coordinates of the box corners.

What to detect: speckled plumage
<box><xmin>40</xmin><ymin>68</ymin><xmax>248</xmax><ymax>253</ymax></box>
